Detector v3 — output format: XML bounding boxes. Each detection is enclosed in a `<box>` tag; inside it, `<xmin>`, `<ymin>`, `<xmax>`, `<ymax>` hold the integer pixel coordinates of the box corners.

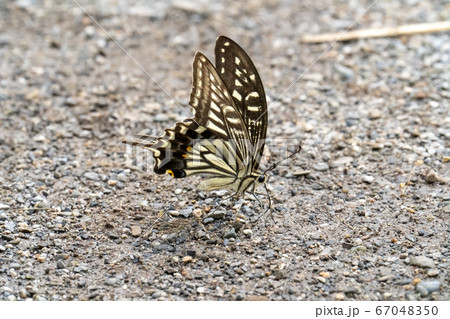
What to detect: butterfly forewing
<box><xmin>214</xmin><ymin>36</ymin><xmax>268</xmax><ymax>170</ymax></box>
<box><xmin>189</xmin><ymin>52</ymin><xmax>254</xmax><ymax>168</ymax></box>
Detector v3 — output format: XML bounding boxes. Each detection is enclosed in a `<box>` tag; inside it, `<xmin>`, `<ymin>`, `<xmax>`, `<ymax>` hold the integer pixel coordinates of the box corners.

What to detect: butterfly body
<box><xmin>126</xmin><ymin>36</ymin><xmax>268</xmax><ymax>196</ymax></box>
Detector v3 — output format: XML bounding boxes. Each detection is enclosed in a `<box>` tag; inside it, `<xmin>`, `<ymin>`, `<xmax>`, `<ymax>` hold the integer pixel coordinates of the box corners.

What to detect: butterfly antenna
<box><xmin>263</xmin><ymin>144</ymin><xmax>302</xmax><ymax>175</ymax></box>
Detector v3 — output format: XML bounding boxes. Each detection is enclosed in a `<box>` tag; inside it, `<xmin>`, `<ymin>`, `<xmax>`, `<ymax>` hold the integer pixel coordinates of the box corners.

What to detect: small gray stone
<box><xmin>331</xmin><ymin>157</ymin><xmax>354</xmax><ymax>167</ymax></box>
<box><xmin>427</xmin><ymin>269</ymin><xmax>439</xmax><ymax>277</ymax></box>
<box><xmin>105</xmin><ymin>277</ymin><xmax>118</xmax><ymax>286</ymax></box>
<box><xmin>131</xmin><ymin>225</ymin><xmax>142</xmax><ymax>237</ymax></box>
<box><xmin>154</xmin><ymin>114</ymin><xmax>168</xmax><ymax>122</ymax></box>
<box><xmin>243</xmin><ymin>229</ymin><xmax>252</xmax><ymax>237</ymax></box>
<box><xmin>362</xmin><ymin>175</ymin><xmax>374</xmax><ymax>184</ymax></box>
<box><xmin>197</xmin><ymin>287</ymin><xmax>205</xmax><ymax>293</ymax></box>
<box><xmin>313</xmin><ymin>163</ymin><xmax>329</xmax><ymax>171</ymax></box>
<box><xmin>211</xmin><ymin>190</ymin><xmax>228</xmax><ymax>197</ymax></box>
<box><xmin>425</xmin><ymin>170</ymin><xmax>440</xmax><ymax>183</ymax></box>
<box><xmin>19</xmin><ymin>288</ymin><xmax>27</xmax><ymax>299</ymax></box>
<box><xmin>140</xmin><ymin>200</ymin><xmax>149</xmax><ymax>207</ymax></box>
<box><xmin>84</xmin><ymin>172</ymin><xmax>100</xmax><ymax>181</ymax></box>
<box><xmin>180</xmin><ymin>208</ymin><xmax>193</xmax><ymax>218</ymax></box>
<box><xmin>334</xmin><ymin>63</ymin><xmax>355</xmax><ymax>81</ymax></box>
<box><xmin>224</xmin><ymin>229</ymin><xmax>237</xmax><ymax>239</ymax></box>
<box><xmin>174</xmin><ymin>188</ymin><xmax>183</xmax><ymax>195</ymax></box>
<box><xmin>0</xmin><ymin>203</ymin><xmax>10</xmax><ymax>210</ymax></box>
<box><xmin>415</xmin><ymin>284</ymin><xmax>429</xmax><ymax>297</ymax></box>
<box><xmin>405</xmin><ymin>292</ymin><xmax>418</xmax><ymax>301</ymax></box>
<box><xmin>203</xmin><ymin>217</ymin><xmax>214</xmax><ymax>224</ymax></box>
<box><xmin>56</xmin><ymin>261</ymin><xmax>65</xmax><ymax>269</ymax></box>
<box><xmin>207</xmin><ymin>210</ymin><xmax>226</xmax><ymax>220</ymax></box>
<box><xmin>410</xmin><ymin>256</ymin><xmax>434</xmax><ymax>268</ymax></box>
<box><xmin>416</xmin><ymin>281</ymin><xmax>441</xmax><ymax>296</ymax></box>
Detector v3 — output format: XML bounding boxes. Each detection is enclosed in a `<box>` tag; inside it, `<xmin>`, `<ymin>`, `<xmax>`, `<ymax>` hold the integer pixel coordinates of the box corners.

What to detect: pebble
<box><xmin>292</xmin><ymin>170</ymin><xmax>310</xmax><ymax>176</ymax></box>
<box><xmin>243</xmin><ymin>229</ymin><xmax>252</xmax><ymax>237</ymax></box>
<box><xmin>83</xmin><ymin>172</ymin><xmax>100</xmax><ymax>181</ymax></box>
<box><xmin>180</xmin><ymin>208</ymin><xmax>192</xmax><ymax>218</ymax></box>
<box><xmin>197</xmin><ymin>287</ymin><xmax>205</xmax><ymax>293</ymax></box>
<box><xmin>410</xmin><ymin>256</ymin><xmax>434</xmax><ymax>268</ymax></box>
<box><xmin>207</xmin><ymin>210</ymin><xmax>226</xmax><ymax>220</ymax></box>
<box><xmin>105</xmin><ymin>277</ymin><xmax>118</xmax><ymax>286</ymax></box>
<box><xmin>211</xmin><ymin>190</ymin><xmax>228</xmax><ymax>197</ymax></box>
<box><xmin>154</xmin><ymin>114</ymin><xmax>168</xmax><ymax>122</ymax></box>
<box><xmin>224</xmin><ymin>229</ymin><xmax>237</xmax><ymax>239</ymax></box>
<box><xmin>19</xmin><ymin>288</ymin><xmax>27</xmax><ymax>299</ymax></box>
<box><xmin>334</xmin><ymin>63</ymin><xmax>355</xmax><ymax>82</ymax></box>
<box><xmin>415</xmin><ymin>281</ymin><xmax>441</xmax><ymax>297</ymax></box>
<box><xmin>131</xmin><ymin>225</ymin><xmax>142</xmax><ymax>237</ymax></box>
<box><xmin>362</xmin><ymin>175</ymin><xmax>374</xmax><ymax>184</ymax></box>
<box><xmin>107</xmin><ymin>180</ymin><xmax>117</xmax><ymax>186</ymax></box>
<box><xmin>202</xmin><ymin>217</ymin><xmax>214</xmax><ymax>224</ymax></box>
<box><xmin>369</xmin><ymin>109</ymin><xmax>383</xmax><ymax>120</ymax></box>
<box><xmin>0</xmin><ymin>203</ymin><xmax>10</xmax><ymax>210</ymax></box>
<box><xmin>313</xmin><ymin>163</ymin><xmax>329</xmax><ymax>171</ymax></box>
<box><xmin>335</xmin><ymin>293</ymin><xmax>345</xmax><ymax>301</ymax></box>
<box><xmin>174</xmin><ymin>188</ymin><xmax>183</xmax><ymax>195</ymax></box>
<box><xmin>140</xmin><ymin>200</ymin><xmax>149</xmax><ymax>207</ymax></box>
<box><xmin>330</xmin><ymin>157</ymin><xmax>353</xmax><ymax>167</ymax></box>
<box><xmin>182</xmin><ymin>256</ymin><xmax>193</xmax><ymax>263</ymax></box>
<box><xmin>427</xmin><ymin>269</ymin><xmax>439</xmax><ymax>277</ymax></box>
<box><xmin>425</xmin><ymin>170</ymin><xmax>440</xmax><ymax>183</ymax></box>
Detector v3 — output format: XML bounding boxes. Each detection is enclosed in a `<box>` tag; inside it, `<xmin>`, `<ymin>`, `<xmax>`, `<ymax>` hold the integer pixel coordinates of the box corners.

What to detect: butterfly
<box><xmin>125</xmin><ymin>36</ymin><xmax>299</xmax><ymax>199</ymax></box>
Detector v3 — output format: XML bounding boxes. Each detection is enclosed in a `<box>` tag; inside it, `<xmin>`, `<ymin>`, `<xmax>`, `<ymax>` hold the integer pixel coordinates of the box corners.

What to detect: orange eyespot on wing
<box><xmin>166</xmin><ymin>170</ymin><xmax>175</xmax><ymax>177</ymax></box>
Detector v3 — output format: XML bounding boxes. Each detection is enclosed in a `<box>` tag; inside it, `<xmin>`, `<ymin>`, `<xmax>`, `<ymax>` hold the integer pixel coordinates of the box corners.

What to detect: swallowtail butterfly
<box><xmin>125</xmin><ymin>36</ymin><xmax>295</xmax><ymax>197</ymax></box>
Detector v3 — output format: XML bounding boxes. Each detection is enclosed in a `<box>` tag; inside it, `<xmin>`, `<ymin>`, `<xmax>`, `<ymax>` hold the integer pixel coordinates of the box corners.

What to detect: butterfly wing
<box><xmin>214</xmin><ymin>36</ymin><xmax>268</xmax><ymax>171</ymax></box>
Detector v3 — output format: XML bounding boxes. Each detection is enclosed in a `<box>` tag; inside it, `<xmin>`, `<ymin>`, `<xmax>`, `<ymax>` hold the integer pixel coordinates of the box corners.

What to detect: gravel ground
<box><xmin>0</xmin><ymin>0</ymin><xmax>449</xmax><ymax>301</ymax></box>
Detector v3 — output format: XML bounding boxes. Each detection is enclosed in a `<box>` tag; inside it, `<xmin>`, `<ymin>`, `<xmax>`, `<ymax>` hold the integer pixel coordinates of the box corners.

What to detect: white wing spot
<box><xmin>235</xmin><ymin>57</ymin><xmax>240</xmax><ymax>65</ymax></box>
<box><xmin>247</xmin><ymin>91</ymin><xmax>259</xmax><ymax>98</ymax></box>
<box><xmin>224</xmin><ymin>42</ymin><xmax>230</xmax><ymax>46</ymax></box>
<box><xmin>179</xmin><ymin>126</ymin><xmax>188</xmax><ymax>134</ymax></box>
<box><xmin>221</xmin><ymin>48</ymin><xmax>225</xmax><ymax>52</ymax></box>
<box><xmin>209</xmin><ymin>73</ymin><xmax>215</xmax><ymax>81</ymax></box>
<box><xmin>234</xmin><ymin>79</ymin><xmax>243</xmax><ymax>87</ymax></box>
<box><xmin>196</xmin><ymin>88</ymin><xmax>202</xmax><ymax>98</ymax></box>
<box><xmin>235</xmin><ymin>69</ymin><xmax>242</xmax><ymax>77</ymax></box>
<box><xmin>191</xmin><ymin>98</ymin><xmax>198</xmax><ymax>107</ymax></box>
<box><xmin>249</xmin><ymin>74</ymin><xmax>256</xmax><ymax>81</ymax></box>
<box><xmin>221</xmin><ymin>57</ymin><xmax>225</xmax><ymax>63</ymax></box>
<box><xmin>199</xmin><ymin>56</ymin><xmax>206</xmax><ymax>62</ymax></box>
<box><xmin>210</xmin><ymin>101</ymin><xmax>221</xmax><ymax>112</ymax></box>
<box><xmin>208</xmin><ymin>110</ymin><xmax>223</xmax><ymax>123</ymax></box>
<box><xmin>206</xmin><ymin>120</ymin><xmax>227</xmax><ymax>136</ymax></box>
<box><xmin>221</xmin><ymin>67</ymin><xmax>225</xmax><ymax>74</ymax></box>
<box><xmin>153</xmin><ymin>150</ymin><xmax>161</xmax><ymax>157</ymax></box>
<box><xmin>211</xmin><ymin>92</ymin><xmax>219</xmax><ymax>102</ymax></box>
<box><xmin>233</xmin><ymin>90</ymin><xmax>242</xmax><ymax>101</ymax></box>
<box><xmin>227</xmin><ymin>117</ymin><xmax>241</xmax><ymax>124</ymax></box>
<box><xmin>247</xmin><ymin>105</ymin><xmax>261</xmax><ymax>111</ymax></box>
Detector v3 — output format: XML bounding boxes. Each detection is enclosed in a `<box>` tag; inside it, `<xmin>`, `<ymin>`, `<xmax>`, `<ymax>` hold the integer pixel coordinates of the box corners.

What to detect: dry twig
<box><xmin>302</xmin><ymin>21</ymin><xmax>450</xmax><ymax>43</ymax></box>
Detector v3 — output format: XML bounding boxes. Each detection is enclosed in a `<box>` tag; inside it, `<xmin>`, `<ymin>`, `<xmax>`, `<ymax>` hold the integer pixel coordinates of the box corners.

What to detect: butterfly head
<box><xmin>257</xmin><ymin>174</ymin><xmax>267</xmax><ymax>184</ymax></box>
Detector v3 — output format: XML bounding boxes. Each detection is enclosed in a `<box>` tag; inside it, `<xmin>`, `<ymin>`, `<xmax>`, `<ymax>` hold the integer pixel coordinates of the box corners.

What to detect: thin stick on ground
<box><xmin>302</xmin><ymin>21</ymin><xmax>450</xmax><ymax>43</ymax></box>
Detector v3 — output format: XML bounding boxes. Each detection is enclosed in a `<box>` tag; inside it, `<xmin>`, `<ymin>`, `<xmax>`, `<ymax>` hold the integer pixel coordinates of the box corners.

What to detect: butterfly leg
<box><xmin>250</xmin><ymin>183</ymin><xmax>274</xmax><ymax>223</ymax></box>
